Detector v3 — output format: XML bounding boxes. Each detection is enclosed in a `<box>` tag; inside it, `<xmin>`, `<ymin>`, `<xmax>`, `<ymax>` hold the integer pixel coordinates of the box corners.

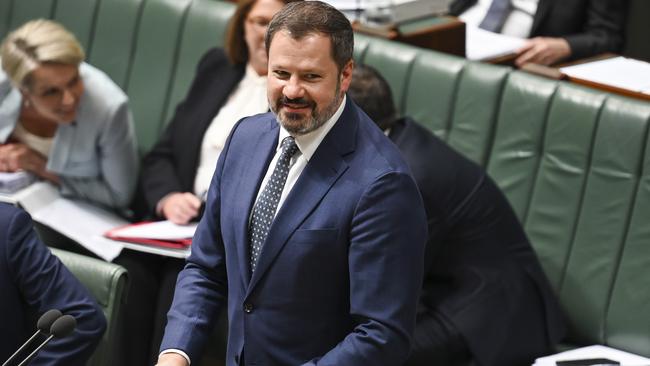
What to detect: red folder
<box><xmin>104</xmin><ymin>222</ymin><xmax>192</xmax><ymax>249</ymax></box>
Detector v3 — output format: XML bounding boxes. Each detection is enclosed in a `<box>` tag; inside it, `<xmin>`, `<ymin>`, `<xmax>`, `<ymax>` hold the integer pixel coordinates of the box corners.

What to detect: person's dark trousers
<box><xmin>113</xmin><ymin>250</ymin><xmax>163</xmax><ymax>366</ymax></box>
<box><xmin>404</xmin><ymin>309</ymin><xmax>473</xmax><ymax>366</ymax></box>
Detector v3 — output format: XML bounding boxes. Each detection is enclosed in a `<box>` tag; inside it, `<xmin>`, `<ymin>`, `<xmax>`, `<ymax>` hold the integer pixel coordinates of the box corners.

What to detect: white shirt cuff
<box><xmin>160</xmin><ymin>349</ymin><xmax>191</xmax><ymax>365</ymax></box>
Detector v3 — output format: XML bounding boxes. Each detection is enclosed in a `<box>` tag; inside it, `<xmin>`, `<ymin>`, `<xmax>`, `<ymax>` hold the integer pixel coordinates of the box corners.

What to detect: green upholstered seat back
<box><xmin>50</xmin><ymin>248</ymin><xmax>128</xmax><ymax>366</ymax></box>
<box><xmin>125</xmin><ymin>0</ymin><xmax>193</xmax><ymax>154</ymax></box>
<box><xmin>163</xmin><ymin>0</ymin><xmax>236</xmax><ymax>124</ymax></box>
<box><xmin>86</xmin><ymin>0</ymin><xmax>145</xmax><ymax>89</ymax></box>
<box><xmin>355</xmin><ymin>33</ymin><xmax>650</xmax><ymax>355</ymax></box>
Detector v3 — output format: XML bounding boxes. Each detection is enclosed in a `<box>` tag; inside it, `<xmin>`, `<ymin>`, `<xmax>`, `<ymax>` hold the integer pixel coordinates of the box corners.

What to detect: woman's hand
<box><xmin>159</xmin><ymin>192</ymin><xmax>202</xmax><ymax>224</ymax></box>
<box><xmin>0</xmin><ymin>143</ymin><xmax>59</xmax><ymax>183</ymax></box>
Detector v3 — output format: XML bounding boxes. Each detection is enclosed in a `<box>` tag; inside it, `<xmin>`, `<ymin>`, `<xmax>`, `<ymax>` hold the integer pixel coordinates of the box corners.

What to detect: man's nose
<box><xmin>282</xmin><ymin>76</ymin><xmax>304</xmax><ymax>99</ymax></box>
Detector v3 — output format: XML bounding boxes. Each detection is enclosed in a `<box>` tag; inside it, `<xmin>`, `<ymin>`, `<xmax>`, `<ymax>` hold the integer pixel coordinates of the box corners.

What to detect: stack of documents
<box><xmin>534</xmin><ymin>345</ymin><xmax>650</xmax><ymax>366</ymax></box>
<box><xmin>560</xmin><ymin>57</ymin><xmax>650</xmax><ymax>95</ymax></box>
<box><xmin>0</xmin><ymin>171</ymin><xmax>35</xmax><ymax>194</ymax></box>
<box><xmin>105</xmin><ymin>220</ymin><xmax>197</xmax><ymax>249</ymax></box>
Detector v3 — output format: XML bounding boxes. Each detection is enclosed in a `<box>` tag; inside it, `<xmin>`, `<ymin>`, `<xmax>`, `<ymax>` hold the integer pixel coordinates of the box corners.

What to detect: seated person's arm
<box><xmin>6</xmin><ymin>208</ymin><xmax>106</xmax><ymax>364</ymax></box>
<box><xmin>59</xmin><ymin>102</ymin><xmax>138</xmax><ymax>209</ymax></box>
<box><xmin>515</xmin><ymin>0</ymin><xmax>626</xmax><ymax>66</ymax></box>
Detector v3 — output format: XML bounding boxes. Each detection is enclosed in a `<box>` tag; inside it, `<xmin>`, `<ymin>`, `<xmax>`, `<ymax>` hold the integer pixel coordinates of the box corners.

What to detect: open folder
<box><xmin>105</xmin><ymin>220</ymin><xmax>198</xmax><ymax>249</ymax></box>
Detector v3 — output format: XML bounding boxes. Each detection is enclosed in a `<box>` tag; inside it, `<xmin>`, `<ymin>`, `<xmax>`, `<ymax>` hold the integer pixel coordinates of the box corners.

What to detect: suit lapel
<box><xmin>234</xmin><ymin>121</ymin><xmax>279</xmax><ymax>286</ymax></box>
<box><xmin>246</xmin><ymin>100</ymin><xmax>358</xmax><ymax>294</ymax></box>
<box><xmin>530</xmin><ymin>0</ymin><xmax>550</xmax><ymax>36</ymax></box>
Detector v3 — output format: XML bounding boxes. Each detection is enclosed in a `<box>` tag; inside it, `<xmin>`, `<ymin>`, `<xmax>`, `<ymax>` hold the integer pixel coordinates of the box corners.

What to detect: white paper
<box><xmin>533</xmin><ymin>345</ymin><xmax>650</xmax><ymax>366</ymax></box>
<box><xmin>3</xmin><ymin>181</ymin><xmax>191</xmax><ymax>260</ymax></box>
<box><xmin>560</xmin><ymin>56</ymin><xmax>650</xmax><ymax>95</ymax></box>
<box><xmin>29</xmin><ymin>192</ymin><xmax>127</xmax><ymax>261</ymax></box>
<box><xmin>465</xmin><ymin>26</ymin><xmax>526</xmax><ymax>61</ymax></box>
<box><xmin>110</xmin><ymin>220</ymin><xmax>197</xmax><ymax>240</ymax></box>
<box><xmin>0</xmin><ymin>171</ymin><xmax>36</xmax><ymax>193</ymax></box>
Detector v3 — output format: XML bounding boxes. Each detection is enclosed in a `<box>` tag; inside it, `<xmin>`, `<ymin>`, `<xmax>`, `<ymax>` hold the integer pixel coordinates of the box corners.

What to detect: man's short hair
<box><xmin>265</xmin><ymin>0</ymin><xmax>353</xmax><ymax>71</ymax></box>
<box><xmin>348</xmin><ymin>64</ymin><xmax>398</xmax><ymax>131</ymax></box>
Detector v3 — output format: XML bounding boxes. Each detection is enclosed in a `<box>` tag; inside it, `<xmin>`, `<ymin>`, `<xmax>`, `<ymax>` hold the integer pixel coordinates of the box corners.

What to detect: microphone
<box><xmin>16</xmin><ymin>315</ymin><xmax>77</xmax><ymax>366</ymax></box>
<box><xmin>2</xmin><ymin>309</ymin><xmax>62</xmax><ymax>366</ymax></box>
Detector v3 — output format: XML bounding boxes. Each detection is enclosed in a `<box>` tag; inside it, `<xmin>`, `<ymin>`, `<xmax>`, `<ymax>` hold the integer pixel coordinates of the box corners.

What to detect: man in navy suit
<box><xmin>0</xmin><ymin>203</ymin><xmax>106</xmax><ymax>365</ymax></box>
<box><xmin>348</xmin><ymin>65</ymin><xmax>566</xmax><ymax>366</ymax></box>
<box><xmin>156</xmin><ymin>2</ymin><xmax>427</xmax><ymax>366</ymax></box>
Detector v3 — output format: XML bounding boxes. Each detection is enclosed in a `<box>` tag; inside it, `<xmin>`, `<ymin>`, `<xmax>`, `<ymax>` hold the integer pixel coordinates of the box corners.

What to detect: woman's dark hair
<box><xmin>225</xmin><ymin>0</ymin><xmax>301</xmax><ymax>65</ymax></box>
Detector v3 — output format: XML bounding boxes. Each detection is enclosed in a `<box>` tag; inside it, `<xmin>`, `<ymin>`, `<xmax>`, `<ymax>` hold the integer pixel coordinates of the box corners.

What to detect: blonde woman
<box><xmin>0</xmin><ymin>19</ymin><xmax>137</xmax><ymax>209</ymax></box>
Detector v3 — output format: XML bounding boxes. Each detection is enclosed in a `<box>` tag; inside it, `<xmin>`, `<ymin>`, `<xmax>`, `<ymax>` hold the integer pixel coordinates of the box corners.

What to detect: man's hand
<box><xmin>160</xmin><ymin>192</ymin><xmax>202</xmax><ymax>224</ymax></box>
<box><xmin>515</xmin><ymin>37</ymin><xmax>571</xmax><ymax>67</ymax></box>
<box><xmin>155</xmin><ymin>353</ymin><xmax>189</xmax><ymax>366</ymax></box>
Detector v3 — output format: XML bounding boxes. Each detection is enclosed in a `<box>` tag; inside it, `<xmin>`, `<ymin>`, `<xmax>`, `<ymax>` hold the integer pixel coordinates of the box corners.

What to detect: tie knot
<box><xmin>281</xmin><ymin>136</ymin><xmax>299</xmax><ymax>158</ymax></box>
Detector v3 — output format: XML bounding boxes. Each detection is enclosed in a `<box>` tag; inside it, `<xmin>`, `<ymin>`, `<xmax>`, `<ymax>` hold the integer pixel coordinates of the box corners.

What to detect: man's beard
<box><xmin>271</xmin><ymin>83</ymin><xmax>342</xmax><ymax>136</ymax></box>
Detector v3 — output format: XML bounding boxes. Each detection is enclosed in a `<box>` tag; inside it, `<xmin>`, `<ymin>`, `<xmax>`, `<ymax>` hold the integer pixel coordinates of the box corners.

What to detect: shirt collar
<box><xmin>277</xmin><ymin>94</ymin><xmax>347</xmax><ymax>162</ymax></box>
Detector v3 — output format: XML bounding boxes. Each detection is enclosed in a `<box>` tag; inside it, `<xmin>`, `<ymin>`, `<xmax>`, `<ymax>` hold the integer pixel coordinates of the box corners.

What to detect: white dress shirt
<box><xmin>160</xmin><ymin>95</ymin><xmax>347</xmax><ymax>366</ymax></box>
<box><xmin>459</xmin><ymin>0</ymin><xmax>539</xmax><ymax>38</ymax></box>
<box><xmin>193</xmin><ymin>64</ymin><xmax>269</xmax><ymax>197</ymax></box>
<box><xmin>253</xmin><ymin>94</ymin><xmax>347</xmax><ymax>219</ymax></box>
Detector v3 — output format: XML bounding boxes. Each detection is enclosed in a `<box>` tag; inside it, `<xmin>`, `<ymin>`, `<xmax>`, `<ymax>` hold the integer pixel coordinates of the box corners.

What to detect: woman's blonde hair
<box><xmin>1</xmin><ymin>19</ymin><xmax>85</xmax><ymax>89</ymax></box>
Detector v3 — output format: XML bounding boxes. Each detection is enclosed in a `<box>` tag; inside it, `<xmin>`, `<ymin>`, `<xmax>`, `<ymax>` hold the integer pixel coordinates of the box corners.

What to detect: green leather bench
<box><xmin>50</xmin><ymin>248</ymin><xmax>128</xmax><ymax>366</ymax></box>
<box><xmin>2</xmin><ymin>0</ymin><xmax>649</xmax><ymax>361</ymax></box>
<box><xmin>354</xmin><ymin>34</ymin><xmax>650</xmax><ymax>357</ymax></box>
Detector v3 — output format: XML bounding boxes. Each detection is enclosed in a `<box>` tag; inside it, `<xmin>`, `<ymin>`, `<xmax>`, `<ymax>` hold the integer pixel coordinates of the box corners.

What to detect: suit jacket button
<box><xmin>243</xmin><ymin>303</ymin><xmax>254</xmax><ymax>313</ymax></box>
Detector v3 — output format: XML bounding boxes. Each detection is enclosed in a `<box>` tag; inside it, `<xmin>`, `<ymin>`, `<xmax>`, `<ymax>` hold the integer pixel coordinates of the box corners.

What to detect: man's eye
<box><xmin>274</xmin><ymin>71</ymin><xmax>289</xmax><ymax>79</ymax></box>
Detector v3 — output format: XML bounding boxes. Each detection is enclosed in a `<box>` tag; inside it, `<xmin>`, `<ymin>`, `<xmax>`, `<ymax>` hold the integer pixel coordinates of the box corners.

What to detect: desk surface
<box><xmin>353</xmin><ymin>16</ymin><xmax>466</xmax><ymax>57</ymax></box>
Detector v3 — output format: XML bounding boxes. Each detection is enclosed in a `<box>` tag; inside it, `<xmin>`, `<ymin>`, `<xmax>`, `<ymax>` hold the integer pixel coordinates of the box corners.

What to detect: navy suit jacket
<box><xmin>390</xmin><ymin>118</ymin><xmax>565</xmax><ymax>365</ymax></box>
<box><xmin>450</xmin><ymin>0</ymin><xmax>627</xmax><ymax>60</ymax></box>
<box><xmin>161</xmin><ymin>100</ymin><xmax>427</xmax><ymax>365</ymax></box>
<box><xmin>0</xmin><ymin>204</ymin><xmax>106</xmax><ymax>365</ymax></box>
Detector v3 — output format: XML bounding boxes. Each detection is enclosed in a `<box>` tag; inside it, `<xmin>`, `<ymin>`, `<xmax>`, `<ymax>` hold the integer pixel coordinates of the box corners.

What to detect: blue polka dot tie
<box><xmin>249</xmin><ymin>136</ymin><xmax>299</xmax><ymax>273</ymax></box>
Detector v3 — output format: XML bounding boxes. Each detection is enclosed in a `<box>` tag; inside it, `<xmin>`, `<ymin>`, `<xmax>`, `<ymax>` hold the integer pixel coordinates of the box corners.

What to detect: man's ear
<box><xmin>339</xmin><ymin>59</ymin><xmax>355</xmax><ymax>93</ymax></box>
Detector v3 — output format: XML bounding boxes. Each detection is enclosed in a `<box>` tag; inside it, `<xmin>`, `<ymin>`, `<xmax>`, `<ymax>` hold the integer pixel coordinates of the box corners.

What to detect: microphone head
<box><xmin>37</xmin><ymin>309</ymin><xmax>63</xmax><ymax>333</ymax></box>
<box><xmin>49</xmin><ymin>315</ymin><xmax>76</xmax><ymax>338</ymax></box>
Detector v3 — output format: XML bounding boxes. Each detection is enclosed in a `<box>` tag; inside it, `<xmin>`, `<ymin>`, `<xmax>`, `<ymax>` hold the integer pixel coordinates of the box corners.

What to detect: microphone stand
<box><xmin>1</xmin><ymin>332</ymin><xmax>40</xmax><ymax>366</ymax></box>
<box><xmin>16</xmin><ymin>335</ymin><xmax>55</xmax><ymax>366</ymax></box>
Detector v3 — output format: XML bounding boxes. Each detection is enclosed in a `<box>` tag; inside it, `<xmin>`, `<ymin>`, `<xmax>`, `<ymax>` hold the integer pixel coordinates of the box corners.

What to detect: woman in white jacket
<box><xmin>0</xmin><ymin>19</ymin><xmax>137</xmax><ymax>210</ymax></box>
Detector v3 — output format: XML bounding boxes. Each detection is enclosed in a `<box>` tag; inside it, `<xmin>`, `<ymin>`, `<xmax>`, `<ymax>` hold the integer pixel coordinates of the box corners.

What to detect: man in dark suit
<box><xmin>348</xmin><ymin>65</ymin><xmax>566</xmax><ymax>366</ymax></box>
<box><xmin>0</xmin><ymin>203</ymin><xmax>106</xmax><ymax>365</ymax></box>
<box><xmin>156</xmin><ymin>2</ymin><xmax>427</xmax><ymax>366</ymax></box>
<box><xmin>450</xmin><ymin>0</ymin><xmax>627</xmax><ymax>66</ymax></box>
